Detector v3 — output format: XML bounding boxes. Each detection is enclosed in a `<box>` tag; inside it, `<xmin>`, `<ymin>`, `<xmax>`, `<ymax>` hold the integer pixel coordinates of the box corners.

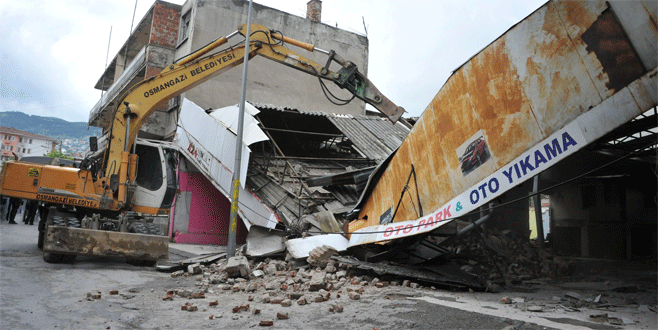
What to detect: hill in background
<box><xmin>0</xmin><ymin>111</ymin><xmax>101</xmax><ymax>140</ymax></box>
<box><xmin>0</xmin><ymin>111</ymin><xmax>102</xmax><ymax>156</ymax></box>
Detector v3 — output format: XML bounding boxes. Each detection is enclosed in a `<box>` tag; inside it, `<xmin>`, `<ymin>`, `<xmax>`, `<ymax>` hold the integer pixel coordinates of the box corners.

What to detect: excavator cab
<box><xmin>131</xmin><ymin>139</ymin><xmax>178</xmax><ymax>214</ymax></box>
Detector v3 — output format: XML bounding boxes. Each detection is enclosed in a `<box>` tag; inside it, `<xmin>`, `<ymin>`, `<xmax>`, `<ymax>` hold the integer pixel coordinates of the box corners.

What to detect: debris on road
<box><xmin>226</xmin><ymin>256</ymin><xmax>250</xmax><ymax>278</ymax></box>
<box><xmin>307</xmin><ymin>245</ymin><xmax>338</xmax><ymax>268</ymax></box>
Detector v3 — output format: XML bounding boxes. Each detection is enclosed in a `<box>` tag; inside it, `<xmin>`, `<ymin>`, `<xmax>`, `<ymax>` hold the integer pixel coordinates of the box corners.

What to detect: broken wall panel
<box><xmin>174</xmin><ymin>99</ymin><xmax>279</xmax><ymax>231</ymax></box>
<box><xmin>349</xmin><ymin>0</ymin><xmax>657</xmax><ymax>246</ymax></box>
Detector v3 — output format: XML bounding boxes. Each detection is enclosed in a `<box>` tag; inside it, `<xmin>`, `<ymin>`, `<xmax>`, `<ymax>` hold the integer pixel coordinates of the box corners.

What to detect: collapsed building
<box><xmin>87</xmin><ymin>0</ymin><xmax>383</xmax><ymax>244</ymax></box>
<box><xmin>171</xmin><ymin>99</ymin><xmax>410</xmax><ymax>246</ymax></box>
<box><xmin>88</xmin><ymin>0</ymin><xmax>656</xmax><ymax>282</ymax></box>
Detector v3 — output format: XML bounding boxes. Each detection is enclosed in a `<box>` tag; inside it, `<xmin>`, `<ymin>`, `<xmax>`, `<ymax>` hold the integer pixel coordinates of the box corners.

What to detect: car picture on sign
<box><xmin>457</xmin><ymin>131</ymin><xmax>491</xmax><ymax>176</ymax></box>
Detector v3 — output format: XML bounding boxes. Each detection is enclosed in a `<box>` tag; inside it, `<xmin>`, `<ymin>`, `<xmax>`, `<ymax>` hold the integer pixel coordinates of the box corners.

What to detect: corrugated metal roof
<box><xmin>327</xmin><ymin>116</ymin><xmax>391</xmax><ymax>161</ymax></box>
<box><xmin>244</xmin><ymin>103</ymin><xmax>411</xmax><ymax>232</ymax></box>
<box><xmin>253</xmin><ymin>102</ymin><xmax>410</xmax><ymax>161</ymax></box>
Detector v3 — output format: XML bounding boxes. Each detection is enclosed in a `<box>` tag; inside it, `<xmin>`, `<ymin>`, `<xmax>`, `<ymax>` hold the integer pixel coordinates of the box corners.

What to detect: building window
<box><xmin>178</xmin><ymin>10</ymin><xmax>191</xmax><ymax>45</ymax></box>
<box><xmin>29</xmin><ymin>139</ymin><xmax>33</xmax><ymax>144</ymax></box>
<box><xmin>11</xmin><ymin>136</ymin><xmax>15</xmax><ymax>141</ymax></box>
<box><xmin>19</xmin><ymin>137</ymin><xmax>23</xmax><ymax>143</ymax></box>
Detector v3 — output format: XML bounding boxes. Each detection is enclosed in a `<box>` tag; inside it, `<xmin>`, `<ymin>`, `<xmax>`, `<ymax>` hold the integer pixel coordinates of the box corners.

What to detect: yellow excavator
<box><xmin>0</xmin><ymin>23</ymin><xmax>404</xmax><ymax>264</ymax></box>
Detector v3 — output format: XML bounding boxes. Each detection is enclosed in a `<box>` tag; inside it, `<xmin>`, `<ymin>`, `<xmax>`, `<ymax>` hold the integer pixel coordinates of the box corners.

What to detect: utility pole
<box><xmin>227</xmin><ymin>0</ymin><xmax>254</xmax><ymax>258</ymax></box>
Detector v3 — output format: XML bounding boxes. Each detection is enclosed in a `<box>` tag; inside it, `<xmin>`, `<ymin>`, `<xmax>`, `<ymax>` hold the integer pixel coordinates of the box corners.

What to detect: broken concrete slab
<box><xmin>286</xmin><ymin>234</ymin><xmax>348</xmax><ymax>259</ymax></box>
<box><xmin>156</xmin><ymin>252</ymin><xmax>226</xmax><ymax>272</ymax></box>
<box><xmin>226</xmin><ymin>256</ymin><xmax>250</xmax><ymax>278</ymax></box>
<box><xmin>245</xmin><ymin>225</ymin><xmax>286</xmax><ymax>257</ymax></box>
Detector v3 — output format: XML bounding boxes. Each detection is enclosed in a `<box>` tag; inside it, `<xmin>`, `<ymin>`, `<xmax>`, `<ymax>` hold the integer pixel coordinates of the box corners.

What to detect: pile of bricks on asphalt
<box><xmin>446</xmin><ymin>228</ymin><xmax>574</xmax><ymax>283</ymax></box>
<box><xmin>163</xmin><ymin>245</ymin><xmax>429</xmax><ymax>325</ymax></box>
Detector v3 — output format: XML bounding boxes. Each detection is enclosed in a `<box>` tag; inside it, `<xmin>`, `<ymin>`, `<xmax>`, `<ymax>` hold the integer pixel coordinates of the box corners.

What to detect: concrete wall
<box><xmin>174</xmin><ymin>0</ymin><xmax>369</xmax><ymax>123</ymax></box>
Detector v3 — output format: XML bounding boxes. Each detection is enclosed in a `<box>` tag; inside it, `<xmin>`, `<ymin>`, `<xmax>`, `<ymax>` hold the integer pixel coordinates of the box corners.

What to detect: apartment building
<box><xmin>89</xmin><ymin>0</ymin><xmax>369</xmax><ymax>141</ymax></box>
<box><xmin>0</xmin><ymin>127</ymin><xmax>58</xmax><ymax>161</ymax></box>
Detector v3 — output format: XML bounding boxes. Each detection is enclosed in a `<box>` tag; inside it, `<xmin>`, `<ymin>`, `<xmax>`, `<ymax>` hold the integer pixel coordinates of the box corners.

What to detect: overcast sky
<box><xmin>0</xmin><ymin>0</ymin><xmax>546</xmax><ymax>123</ymax></box>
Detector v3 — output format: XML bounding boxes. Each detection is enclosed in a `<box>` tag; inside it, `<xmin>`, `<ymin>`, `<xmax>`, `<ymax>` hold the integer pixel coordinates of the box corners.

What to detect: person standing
<box><xmin>5</xmin><ymin>198</ymin><xmax>21</xmax><ymax>224</ymax></box>
<box><xmin>23</xmin><ymin>200</ymin><xmax>38</xmax><ymax>225</ymax></box>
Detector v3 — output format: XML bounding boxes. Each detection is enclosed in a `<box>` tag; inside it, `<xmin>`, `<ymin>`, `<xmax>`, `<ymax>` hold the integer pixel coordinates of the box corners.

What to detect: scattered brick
<box><xmin>333</xmin><ymin>304</ymin><xmax>344</xmax><ymax>313</ymax></box>
<box><xmin>187</xmin><ymin>264</ymin><xmax>202</xmax><ymax>274</ymax></box>
<box><xmin>281</xmin><ymin>299</ymin><xmax>292</xmax><ymax>307</ymax></box>
<box><xmin>109</xmin><ymin>290</ymin><xmax>119</xmax><ymax>295</ymax></box>
<box><xmin>171</xmin><ymin>270</ymin><xmax>184</xmax><ymax>278</ymax></box>
<box><xmin>253</xmin><ymin>309</ymin><xmax>261</xmax><ymax>315</ymax></box>
<box><xmin>162</xmin><ymin>294</ymin><xmax>173</xmax><ymax>301</ymax></box>
<box><xmin>270</xmin><ymin>298</ymin><xmax>283</xmax><ymax>304</ymax></box>
<box><xmin>209</xmin><ymin>315</ymin><xmax>214</xmax><ymax>320</ymax></box>
<box><xmin>248</xmin><ymin>295</ymin><xmax>254</xmax><ymax>302</ymax></box>
<box><xmin>290</xmin><ymin>293</ymin><xmax>304</xmax><ymax>300</ymax></box>
<box><xmin>232</xmin><ymin>306</ymin><xmax>241</xmax><ymax>313</ymax></box>
<box><xmin>349</xmin><ymin>293</ymin><xmax>361</xmax><ymax>300</ymax></box>
<box><xmin>309</xmin><ymin>272</ymin><xmax>327</xmax><ymax>292</ymax></box>
<box><xmin>297</xmin><ymin>297</ymin><xmax>307</xmax><ymax>305</ymax></box>
<box><xmin>314</xmin><ymin>296</ymin><xmax>324</xmax><ymax>303</ymax></box>
<box><xmin>259</xmin><ymin>320</ymin><xmax>274</xmax><ymax>327</ymax></box>
<box><xmin>240</xmin><ymin>304</ymin><xmax>250</xmax><ymax>312</ymax></box>
<box><xmin>246</xmin><ymin>283</ymin><xmax>258</xmax><ymax>292</ymax></box>
<box><xmin>190</xmin><ymin>292</ymin><xmax>205</xmax><ymax>299</ymax></box>
<box><xmin>209</xmin><ymin>300</ymin><xmax>218</xmax><ymax>306</ymax></box>
<box><xmin>501</xmin><ymin>296</ymin><xmax>513</xmax><ymax>304</ymax></box>
<box><xmin>307</xmin><ymin>245</ymin><xmax>337</xmax><ymax>268</ymax></box>
<box><xmin>277</xmin><ymin>312</ymin><xmax>289</xmax><ymax>320</ymax></box>
<box><xmin>188</xmin><ymin>305</ymin><xmax>198</xmax><ymax>312</ymax></box>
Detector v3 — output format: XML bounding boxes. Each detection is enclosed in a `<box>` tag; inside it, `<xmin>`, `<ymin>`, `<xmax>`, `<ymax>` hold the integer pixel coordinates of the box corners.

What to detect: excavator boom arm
<box><xmin>104</xmin><ymin>23</ymin><xmax>405</xmax><ymax>179</ymax></box>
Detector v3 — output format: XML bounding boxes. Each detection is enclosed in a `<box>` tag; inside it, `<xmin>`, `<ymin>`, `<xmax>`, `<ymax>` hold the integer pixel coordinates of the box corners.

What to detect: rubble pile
<box><xmin>161</xmin><ymin>251</ymin><xmax>435</xmax><ymax>320</ymax></box>
<box><xmin>450</xmin><ymin>228</ymin><xmax>573</xmax><ymax>282</ymax></box>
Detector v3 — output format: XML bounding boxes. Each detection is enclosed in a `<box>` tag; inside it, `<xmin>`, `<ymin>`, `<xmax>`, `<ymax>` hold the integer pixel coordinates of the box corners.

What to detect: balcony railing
<box><xmin>88</xmin><ymin>46</ymin><xmax>147</xmax><ymax>127</ymax></box>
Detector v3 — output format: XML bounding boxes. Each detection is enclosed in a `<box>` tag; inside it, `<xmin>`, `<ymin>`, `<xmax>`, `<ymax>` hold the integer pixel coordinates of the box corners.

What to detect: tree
<box><xmin>44</xmin><ymin>150</ymin><xmax>73</xmax><ymax>160</ymax></box>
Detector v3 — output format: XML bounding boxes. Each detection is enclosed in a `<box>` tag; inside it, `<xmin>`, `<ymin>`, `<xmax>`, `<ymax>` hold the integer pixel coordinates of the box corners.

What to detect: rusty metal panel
<box><xmin>349</xmin><ymin>0</ymin><xmax>657</xmax><ymax>246</ymax></box>
<box><xmin>44</xmin><ymin>227</ymin><xmax>168</xmax><ymax>260</ymax></box>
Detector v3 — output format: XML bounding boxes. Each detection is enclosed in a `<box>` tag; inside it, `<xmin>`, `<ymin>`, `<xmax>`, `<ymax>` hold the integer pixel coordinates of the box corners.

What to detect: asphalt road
<box><xmin>0</xmin><ymin>220</ymin><xmax>568</xmax><ymax>330</ymax></box>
